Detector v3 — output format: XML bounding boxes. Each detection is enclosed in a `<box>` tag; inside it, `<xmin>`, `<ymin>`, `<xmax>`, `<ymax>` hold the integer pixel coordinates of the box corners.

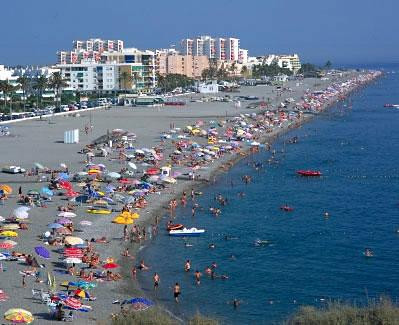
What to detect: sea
<box><xmin>138</xmin><ymin>64</ymin><xmax>399</xmax><ymax>324</ymax></box>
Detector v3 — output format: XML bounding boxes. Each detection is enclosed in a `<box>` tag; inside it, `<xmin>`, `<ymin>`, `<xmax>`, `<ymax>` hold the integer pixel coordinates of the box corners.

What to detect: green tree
<box><xmin>0</xmin><ymin>80</ymin><xmax>16</xmax><ymax>117</ymax></box>
<box><xmin>241</xmin><ymin>65</ymin><xmax>250</xmax><ymax>78</ymax></box>
<box><xmin>298</xmin><ymin>63</ymin><xmax>319</xmax><ymax>74</ymax></box>
<box><xmin>48</xmin><ymin>72</ymin><xmax>68</xmax><ymax>109</ymax></box>
<box><xmin>119</xmin><ymin>71</ymin><xmax>133</xmax><ymax>93</ymax></box>
<box><xmin>324</xmin><ymin>60</ymin><xmax>332</xmax><ymax>70</ymax></box>
<box><xmin>33</xmin><ymin>75</ymin><xmax>48</xmax><ymax>108</ymax></box>
<box><xmin>17</xmin><ymin>75</ymin><xmax>31</xmax><ymax>110</ymax></box>
<box><xmin>157</xmin><ymin>74</ymin><xmax>194</xmax><ymax>92</ymax></box>
<box><xmin>252</xmin><ymin>62</ymin><xmax>293</xmax><ymax>78</ymax></box>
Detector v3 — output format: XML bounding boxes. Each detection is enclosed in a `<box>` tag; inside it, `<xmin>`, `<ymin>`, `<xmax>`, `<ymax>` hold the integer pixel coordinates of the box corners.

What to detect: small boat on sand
<box><xmin>297</xmin><ymin>170</ymin><xmax>322</xmax><ymax>176</ymax></box>
<box><xmin>169</xmin><ymin>228</ymin><xmax>205</xmax><ymax>237</ymax></box>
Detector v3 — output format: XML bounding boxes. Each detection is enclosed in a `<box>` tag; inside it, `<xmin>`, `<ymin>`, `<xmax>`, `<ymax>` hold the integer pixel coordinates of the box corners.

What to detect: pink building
<box><xmin>156</xmin><ymin>53</ymin><xmax>209</xmax><ymax>78</ymax></box>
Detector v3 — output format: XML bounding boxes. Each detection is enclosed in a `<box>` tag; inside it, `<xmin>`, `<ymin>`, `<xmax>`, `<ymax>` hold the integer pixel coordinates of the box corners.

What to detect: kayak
<box><xmin>86</xmin><ymin>209</ymin><xmax>112</xmax><ymax>215</ymax></box>
<box><xmin>169</xmin><ymin>228</ymin><xmax>205</xmax><ymax>237</ymax></box>
<box><xmin>167</xmin><ymin>224</ymin><xmax>184</xmax><ymax>231</ymax></box>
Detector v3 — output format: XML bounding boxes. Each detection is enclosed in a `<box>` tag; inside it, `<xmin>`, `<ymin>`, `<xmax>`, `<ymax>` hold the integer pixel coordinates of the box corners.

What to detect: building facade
<box><xmin>156</xmin><ymin>53</ymin><xmax>209</xmax><ymax>78</ymax></box>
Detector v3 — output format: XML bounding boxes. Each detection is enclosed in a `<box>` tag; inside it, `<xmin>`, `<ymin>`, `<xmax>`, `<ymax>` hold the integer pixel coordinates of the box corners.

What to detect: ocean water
<box><xmin>138</xmin><ymin>66</ymin><xmax>399</xmax><ymax>324</ymax></box>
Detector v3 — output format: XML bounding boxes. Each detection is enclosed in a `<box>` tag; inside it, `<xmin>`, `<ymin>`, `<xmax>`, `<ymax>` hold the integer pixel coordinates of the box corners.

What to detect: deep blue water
<box><xmin>138</xmin><ymin>66</ymin><xmax>399</xmax><ymax>324</ymax></box>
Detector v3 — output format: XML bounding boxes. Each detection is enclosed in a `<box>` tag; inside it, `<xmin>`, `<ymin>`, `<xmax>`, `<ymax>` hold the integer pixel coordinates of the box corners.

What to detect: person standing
<box><xmin>184</xmin><ymin>259</ymin><xmax>191</xmax><ymax>272</ymax></box>
<box><xmin>194</xmin><ymin>270</ymin><xmax>202</xmax><ymax>285</ymax></box>
<box><xmin>153</xmin><ymin>272</ymin><xmax>160</xmax><ymax>290</ymax></box>
<box><xmin>174</xmin><ymin>282</ymin><xmax>181</xmax><ymax>303</ymax></box>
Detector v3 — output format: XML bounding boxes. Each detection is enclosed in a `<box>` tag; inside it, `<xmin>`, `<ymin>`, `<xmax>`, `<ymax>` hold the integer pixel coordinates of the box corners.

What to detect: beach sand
<box><xmin>0</xmin><ymin>73</ymin><xmax>375</xmax><ymax>324</ymax></box>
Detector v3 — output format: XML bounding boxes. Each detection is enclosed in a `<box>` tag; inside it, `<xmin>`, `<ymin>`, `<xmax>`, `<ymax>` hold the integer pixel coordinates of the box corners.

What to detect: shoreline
<box><xmin>116</xmin><ymin>71</ymin><xmax>383</xmax><ymax>322</ymax></box>
<box><xmin>0</xmin><ymin>70</ymin><xmax>382</xmax><ymax>324</ymax></box>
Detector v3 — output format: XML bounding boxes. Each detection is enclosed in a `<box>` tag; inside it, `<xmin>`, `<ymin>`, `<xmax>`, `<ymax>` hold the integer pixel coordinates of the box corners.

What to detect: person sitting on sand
<box><xmin>79</xmin><ymin>269</ymin><xmax>86</xmax><ymax>278</ymax></box>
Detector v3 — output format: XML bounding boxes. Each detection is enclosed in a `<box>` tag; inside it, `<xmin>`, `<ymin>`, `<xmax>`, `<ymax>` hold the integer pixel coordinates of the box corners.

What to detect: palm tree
<box><xmin>119</xmin><ymin>71</ymin><xmax>132</xmax><ymax>94</ymax></box>
<box><xmin>0</xmin><ymin>80</ymin><xmax>16</xmax><ymax>118</ymax></box>
<box><xmin>33</xmin><ymin>75</ymin><xmax>48</xmax><ymax>109</ymax></box>
<box><xmin>48</xmin><ymin>72</ymin><xmax>68</xmax><ymax>109</ymax></box>
<box><xmin>229</xmin><ymin>62</ymin><xmax>237</xmax><ymax>79</ymax></box>
<box><xmin>241</xmin><ymin>66</ymin><xmax>249</xmax><ymax>78</ymax></box>
<box><xmin>17</xmin><ymin>75</ymin><xmax>31</xmax><ymax>110</ymax></box>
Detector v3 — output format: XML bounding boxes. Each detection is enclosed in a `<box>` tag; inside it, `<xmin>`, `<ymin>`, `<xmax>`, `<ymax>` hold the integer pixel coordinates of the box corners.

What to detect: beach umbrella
<box><xmin>48</xmin><ymin>223</ymin><xmax>63</xmax><ymax>229</ymax></box>
<box><xmin>63</xmin><ymin>257</ymin><xmax>83</xmax><ymax>264</ymax></box>
<box><xmin>58</xmin><ymin>211</ymin><xmax>76</xmax><ymax>218</ymax></box>
<box><xmin>34</xmin><ymin>246</ymin><xmax>50</xmax><ymax>259</ymax></box>
<box><xmin>162</xmin><ymin>177</ymin><xmax>177</xmax><ymax>184</ymax></box>
<box><xmin>0</xmin><ymin>185</ymin><xmax>12</xmax><ymax>194</ymax></box>
<box><xmin>103</xmin><ymin>262</ymin><xmax>119</xmax><ymax>269</ymax></box>
<box><xmin>57</xmin><ymin>172</ymin><xmax>70</xmax><ymax>180</ymax></box>
<box><xmin>74</xmin><ymin>289</ymin><xmax>91</xmax><ymax>299</ymax></box>
<box><xmin>102</xmin><ymin>197</ymin><xmax>114</xmax><ymax>204</ymax></box>
<box><xmin>4</xmin><ymin>308</ymin><xmax>34</xmax><ymax>324</ymax></box>
<box><xmin>60</xmin><ymin>163</ymin><xmax>68</xmax><ymax>169</ymax></box>
<box><xmin>75</xmin><ymin>195</ymin><xmax>89</xmax><ymax>203</ymax></box>
<box><xmin>107</xmin><ymin>172</ymin><xmax>121</xmax><ymax>179</ymax></box>
<box><xmin>76</xmin><ymin>171</ymin><xmax>88</xmax><ymax>176</ymax></box>
<box><xmin>64</xmin><ymin>247</ymin><xmax>83</xmax><ymax>258</ymax></box>
<box><xmin>79</xmin><ymin>220</ymin><xmax>92</xmax><ymax>226</ymax></box>
<box><xmin>64</xmin><ymin>236</ymin><xmax>84</xmax><ymax>246</ymax></box>
<box><xmin>105</xmin><ymin>185</ymin><xmax>115</xmax><ymax>193</ymax></box>
<box><xmin>88</xmin><ymin>169</ymin><xmax>101</xmax><ymax>175</ymax></box>
<box><xmin>112</xmin><ymin>215</ymin><xmax>134</xmax><ymax>225</ymax></box>
<box><xmin>27</xmin><ymin>189</ymin><xmax>40</xmax><ymax>196</ymax></box>
<box><xmin>146</xmin><ymin>168</ymin><xmax>159</xmax><ymax>175</ymax></box>
<box><xmin>0</xmin><ymin>216</ymin><xmax>5</xmax><ymax>222</ymax></box>
<box><xmin>0</xmin><ymin>242</ymin><xmax>14</xmax><ymax>249</ymax></box>
<box><xmin>41</xmin><ymin>187</ymin><xmax>54</xmax><ymax>196</ymax></box>
<box><xmin>34</xmin><ymin>162</ymin><xmax>44</xmax><ymax>169</ymax></box>
<box><xmin>128</xmin><ymin>162</ymin><xmax>137</xmax><ymax>170</ymax></box>
<box><xmin>63</xmin><ymin>297</ymin><xmax>82</xmax><ymax>310</ymax></box>
<box><xmin>0</xmin><ymin>290</ymin><xmax>9</xmax><ymax>302</ymax></box>
<box><xmin>0</xmin><ymin>231</ymin><xmax>18</xmax><ymax>237</ymax></box>
<box><xmin>56</xmin><ymin>227</ymin><xmax>72</xmax><ymax>235</ymax></box>
<box><xmin>56</xmin><ymin>218</ymin><xmax>73</xmax><ymax>225</ymax></box>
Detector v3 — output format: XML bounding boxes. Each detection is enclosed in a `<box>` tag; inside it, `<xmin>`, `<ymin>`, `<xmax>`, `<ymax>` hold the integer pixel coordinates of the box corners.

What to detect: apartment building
<box><xmin>156</xmin><ymin>53</ymin><xmax>209</xmax><ymax>78</ymax></box>
<box><xmin>214</xmin><ymin>38</ymin><xmax>226</xmax><ymax>61</ymax></box>
<box><xmin>180</xmin><ymin>39</ymin><xmax>193</xmax><ymax>55</ymax></box>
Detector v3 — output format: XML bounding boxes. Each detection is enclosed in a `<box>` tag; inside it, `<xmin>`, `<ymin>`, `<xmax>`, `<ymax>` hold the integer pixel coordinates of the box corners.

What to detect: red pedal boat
<box><xmin>297</xmin><ymin>170</ymin><xmax>322</xmax><ymax>176</ymax></box>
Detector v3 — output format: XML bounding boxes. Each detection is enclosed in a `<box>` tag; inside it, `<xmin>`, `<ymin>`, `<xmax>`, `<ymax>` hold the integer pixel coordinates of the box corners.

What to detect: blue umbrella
<box><xmin>102</xmin><ymin>197</ymin><xmax>114</xmax><ymax>203</ymax></box>
<box><xmin>48</xmin><ymin>223</ymin><xmax>63</xmax><ymax>229</ymax></box>
<box><xmin>35</xmin><ymin>246</ymin><xmax>50</xmax><ymax>259</ymax></box>
<box><xmin>57</xmin><ymin>172</ymin><xmax>70</xmax><ymax>180</ymax></box>
<box><xmin>75</xmin><ymin>195</ymin><xmax>89</xmax><ymax>203</ymax></box>
<box><xmin>41</xmin><ymin>187</ymin><xmax>54</xmax><ymax>196</ymax></box>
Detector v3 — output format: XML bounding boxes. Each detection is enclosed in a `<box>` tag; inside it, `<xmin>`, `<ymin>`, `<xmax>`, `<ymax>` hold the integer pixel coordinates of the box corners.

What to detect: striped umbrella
<box><xmin>0</xmin><ymin>290</ymin><xmax>9</xmax><ymax>302</ymax></box>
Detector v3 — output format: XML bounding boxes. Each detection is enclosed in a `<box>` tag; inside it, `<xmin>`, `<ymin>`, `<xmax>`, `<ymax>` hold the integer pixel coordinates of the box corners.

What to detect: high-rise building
<box><xmin>180</xmin><ymin>39</ymin><xmax>193</xmax><ymax>55</ymax></box>
<box><xmin>214</xmin><ymin>38</ymin><xmax>226</xmax><ymax>61</ymax></box>
<box><xmin>155</xmin><ymin>52</ymin><xmax>209</xmax><ymax>78</ymax></box>
<box><xmin>238</xmin><ymin>49</ymin><xmax>248</xmax><ymax>64</ymax></box>
<box><xmin>225</xmin><ymin>38</ymin><xmax>240</xmax><ymax>62</ymax></box>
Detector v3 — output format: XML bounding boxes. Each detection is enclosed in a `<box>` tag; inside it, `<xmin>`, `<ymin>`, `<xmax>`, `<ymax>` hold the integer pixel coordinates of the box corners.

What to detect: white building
<box><xmin>0</xmin><ymin>65</ymin><xmax>14</xmax><ymax>81</ymax></box>
<box><xmin>225</xmin><ymin>38</ymin><xmax>240</xmax><ymax>62</ymax></box>
<box><xmin>197</xmin><ymin>81</ymin><xmax>219</xmax><ymax>94</ymax></box>
<box><xmin>238</xmin><ymin>49</ymin><xmax>248</xmax><ymax>64</ymax></box>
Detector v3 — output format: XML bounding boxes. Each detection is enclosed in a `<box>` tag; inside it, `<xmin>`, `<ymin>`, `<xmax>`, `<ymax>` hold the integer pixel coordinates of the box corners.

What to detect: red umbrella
<box><xmin>64</xmin><ymin>297</ymin><xmax>82</xmax><ymax>309</ymax></box>
<box><xmin>103</xmin><ymin>262</ymin><xmax>119</xmax><ymax>269</ymax></box>
<box><xmin>64</xmin><ymin>247</ymin><xmax>83</xmax><ymax>258</ymax></box>
<box><xmin>118</xmin><ymin>178</ymin><xmax>133</xmax><ymax>184</ymax></box>
<box><xmin>0</xmin><ymin>290</ymin><xmax>9</xmax><ymax>302</ymax></box>
<box><xmin>146</xmin><ymin>168</ymin><xmax>159</xmax><ymax>175</ymax></box>
<box><xmin>0</xmin><ymin>243</ymin><xmax>13</xmax><ymax>249</ymax></box>
<box><xmin>59</xmin><ymin>180</ymin><xmax>73</xmax><ymax>190</ymax></box>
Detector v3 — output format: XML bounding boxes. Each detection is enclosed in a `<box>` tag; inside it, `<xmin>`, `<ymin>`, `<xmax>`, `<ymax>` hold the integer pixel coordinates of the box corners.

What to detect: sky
<box><xmin>0</xmin><ymin>0</ymin><xmax>397</xmax><ymax>66</ymax></box>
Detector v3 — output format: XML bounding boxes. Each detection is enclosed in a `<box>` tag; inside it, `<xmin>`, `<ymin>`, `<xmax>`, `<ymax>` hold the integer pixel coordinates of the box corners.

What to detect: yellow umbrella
<box><xmin>120</xmin><ymin>211</ymin><xmax>139</xmax><ymax>219</ymax></box>
<box><xmin>0</xmin><ymin>231</ymin><xmax>18</xmax><ymax>237</ymax></box>
<box><xmin>0</xmin><ymin>184</ymin><xmax>12</xmax><ymax>194</ymax></box>
<box><xmin>88</xmin><ymin>169</ymin><xmax>101</xmax><ymax>175</ymax></box>
<box><xmin>64</xmin><ymin>236</ymin><xmax>84</xmax><ymax>245</ymax></box>
<box><xmin>4</xmin><ymin>308</ymin><xmax>34</xmax><ymax>324</ymax></box>
<box><xmin>112</xmin><ymin>215</ymin><xmax>133</xmax><ymax>225</ymax></box>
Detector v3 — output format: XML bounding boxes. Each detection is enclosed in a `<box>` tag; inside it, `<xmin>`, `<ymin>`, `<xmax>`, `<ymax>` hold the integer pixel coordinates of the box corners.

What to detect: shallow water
<box><xmin>139</xmin><ymin>66</ymin><xmax>399</xmax><ymax>324</ymax></box>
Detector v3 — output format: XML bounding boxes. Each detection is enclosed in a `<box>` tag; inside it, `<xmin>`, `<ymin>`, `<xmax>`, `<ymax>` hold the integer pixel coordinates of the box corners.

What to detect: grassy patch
<box><xmin>286</xmin><ymin>297</ymin><xmax>399</xmax><ymax>325</ymax></box>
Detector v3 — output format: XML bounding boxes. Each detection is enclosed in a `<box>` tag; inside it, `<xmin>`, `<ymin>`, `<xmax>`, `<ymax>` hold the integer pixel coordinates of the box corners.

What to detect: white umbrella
<box><xmin>14</xmin><ymin>206</ymin><xmax>30</xmax><ymax>213</ymax></box>
<box><xmin>128</xmin><ymin>162</ymin><xmax>137</xmax><ymax>170</ymax></box>
<box><xmin>0</xmin><ymin>216</ymin><xmax>5</xmax><ymax>222</ymax></box>
<box><xmin>135</xmin><ymin>149</ymin><xmax>145</xmax><ymax>155</ymax></box>
<box><xmin>60</xmin><ymin>163</ymin><xmax>67</xmax><ymax>169</ymax></box>
<box><xmin>76</xmin><ymin>172</ymin><xmax>88</xmax><ymax>176</ymax></box>
<box><xmin>12</xmin><ymin>209</ymin><xmax>29</xmax><ymax>219</ymax></box>
<box><xmin>58</xmin><ymin>212</ymin><xmax>76</xmax><ymax>218</ymax></box>
<box><xmin>63</xmin><ymin>257</ymin><xmax>82</xmax><ymax>264</ymax></box>
<box><xmin>107</xmin><ymin>172</ymin><xmax>121</xmax><ymax>179</ymax></box>
<box><xmin>34</xmin><ymin>162</ymin><xmax>44</xmax><ymax>170</ymax></box>
<box><xmin>79</xmin><ymin>220</ymin><xmax>92</xmax><ymax>226</ymax></box>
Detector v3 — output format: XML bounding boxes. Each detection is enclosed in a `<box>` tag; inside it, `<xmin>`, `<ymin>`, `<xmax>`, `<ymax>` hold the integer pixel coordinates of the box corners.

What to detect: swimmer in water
<box><xmin>209</xmin><ymin>243</ymin><xmax>215</xmax><ymax>249</ymax></box>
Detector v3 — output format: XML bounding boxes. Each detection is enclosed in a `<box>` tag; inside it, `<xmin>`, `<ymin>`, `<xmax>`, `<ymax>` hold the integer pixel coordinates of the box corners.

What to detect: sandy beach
<box><xmin>0</xmin><ymin>71</ymin><xmax>380</xmax><ymax>324</ymax></box>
